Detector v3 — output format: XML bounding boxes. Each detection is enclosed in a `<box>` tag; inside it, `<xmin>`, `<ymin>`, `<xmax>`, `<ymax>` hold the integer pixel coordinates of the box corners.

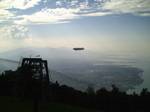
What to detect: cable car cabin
<box><xmin>73</xmin><ymin>48</ymin><xmax>84</xmax><ymax>51</ymax></box>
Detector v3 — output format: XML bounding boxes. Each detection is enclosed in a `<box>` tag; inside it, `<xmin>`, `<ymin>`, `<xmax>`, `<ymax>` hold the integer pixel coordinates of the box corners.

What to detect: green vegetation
<box><xmin>0</xmin><ymin>96</ymin><xmax>96</xmax><ymax>112</ymax></box>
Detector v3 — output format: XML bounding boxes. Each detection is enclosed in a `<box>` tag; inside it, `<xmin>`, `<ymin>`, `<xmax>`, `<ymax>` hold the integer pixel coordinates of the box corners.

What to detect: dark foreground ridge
<box><xmin>0</xmin><ymin>58</ymin><xmax>150</xmax><ymax>112</ymax></box>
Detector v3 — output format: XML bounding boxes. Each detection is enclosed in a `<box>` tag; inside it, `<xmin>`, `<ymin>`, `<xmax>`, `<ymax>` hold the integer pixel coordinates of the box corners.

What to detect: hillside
<box><xmin>0</xmin><ymin>96</ymin><xmax>97</xmax><ymax>112</ymax></box>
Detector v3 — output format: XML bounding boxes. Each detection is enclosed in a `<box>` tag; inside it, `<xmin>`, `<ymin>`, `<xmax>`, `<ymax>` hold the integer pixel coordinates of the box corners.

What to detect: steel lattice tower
<box><xmin>20</xmin><ymin>58</ymin><xmax>50</xmax><ymax>101</ymax></box>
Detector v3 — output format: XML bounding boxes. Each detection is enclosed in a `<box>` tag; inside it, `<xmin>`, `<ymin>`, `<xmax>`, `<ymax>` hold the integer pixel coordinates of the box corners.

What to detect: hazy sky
<box><xmin>0</xmin><ymin>0</ymin><xmax>150</xmax><ymax>54</ymax></box>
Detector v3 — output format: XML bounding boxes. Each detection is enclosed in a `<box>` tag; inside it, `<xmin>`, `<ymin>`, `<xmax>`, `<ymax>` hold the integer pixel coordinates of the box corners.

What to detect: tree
<box><xmin>140</xmin><ymin>88</ymin><xmax>150</xmax><ymax>96</ymax></box>
<box><xmin>86</xmin><ymin>86</ymin><xmax>95</xmax><ymax>95</ymax></box>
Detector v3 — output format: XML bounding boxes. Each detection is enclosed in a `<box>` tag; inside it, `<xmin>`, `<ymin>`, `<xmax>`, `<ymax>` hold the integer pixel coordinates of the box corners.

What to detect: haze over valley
<box><xmin>0</xmin><ymin>47</ymin><xmax>145</xmax><ymax>92</ymax></box>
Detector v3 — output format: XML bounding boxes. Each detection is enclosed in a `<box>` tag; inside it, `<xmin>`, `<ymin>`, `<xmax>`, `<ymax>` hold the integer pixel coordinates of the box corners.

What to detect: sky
<box><xmin>0</xmin><ymin>0</ymin><xmax>150</xmax><ymax>55</ymax></box>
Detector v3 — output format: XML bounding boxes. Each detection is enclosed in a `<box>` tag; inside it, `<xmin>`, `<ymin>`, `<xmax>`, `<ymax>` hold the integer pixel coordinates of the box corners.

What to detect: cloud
<box><xmin>0</xmin><ymin>0</ymin><xmax>13</xmax><ymax>22</ymax></box>
<box><xmin>1</xmin><ymin>0</ymin><xmax>150</xmax><ymax>25</ymax></box>
<box><xmin>0</xmin><ymin>25</ymin><xmax>28</xmax><ymax>39</ymax></box>
<box><xmin>0</xmin><ymin>0</ymin><xmax>11</xmax><ymax>9</ymax></box>
<box><xmin>0</xmin><ymin>0</ymin><xmax>41</xmax><ymax>22</ymax></box>
<box><xmin>0</xmin><ymin>0</ymin><xmax>41</xmax><ymax>10</ymax></box>
<box><xmin>83</xmin><ymin>11</ymin><xmax>112</xmax><ymax>16</ymax></box>
<box><xmin>14</xmin><ymin>8</ymin><xmax>80</xmax><ymax>24</ymax></box>
<box><xmin>0</xmin><ymin>24</ymin><xmax>29</xmax><ymax>51</ymax></box>
<box><xmin>103</xmin><ymin>0</ymin><xmax>150</xmax><ymax>16</ymax></box>
<box><xmin>12</xmin><ymin>0</ymin><xmax>41</xmax><ymax>10</ymax></box>
<box><xmin>0</xmin><ymin>9</ymin><xmax>14</xmax><ymax>22</ymax></box>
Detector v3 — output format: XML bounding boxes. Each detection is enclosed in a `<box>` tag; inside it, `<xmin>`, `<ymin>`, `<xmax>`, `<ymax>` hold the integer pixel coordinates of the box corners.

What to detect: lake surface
<box><xmin>92</xmin><ymin>51</ymin><xmax>150</xmax><ymax>93</ymax></box>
